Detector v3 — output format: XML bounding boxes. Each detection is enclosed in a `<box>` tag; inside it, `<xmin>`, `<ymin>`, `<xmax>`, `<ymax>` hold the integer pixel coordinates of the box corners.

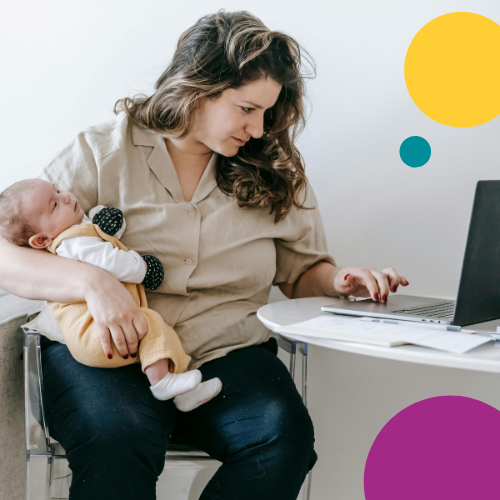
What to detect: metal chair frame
<box><xmin>24</xmin><ymin>328</ymin><xmax>311</xmax><ymax>500</ymax></box>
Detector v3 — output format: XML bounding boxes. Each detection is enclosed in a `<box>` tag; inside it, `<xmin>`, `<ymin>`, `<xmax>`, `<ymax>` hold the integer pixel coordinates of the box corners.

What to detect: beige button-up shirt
<box><xmin>39</xmin><ymin>113</ymin><xmax>335</xmax><ymax>368</ymax></box>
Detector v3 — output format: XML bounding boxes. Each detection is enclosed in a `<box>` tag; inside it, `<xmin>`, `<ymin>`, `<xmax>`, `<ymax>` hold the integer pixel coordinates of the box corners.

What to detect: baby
<box><xmin>0</xmin><ymin>179</ymin><xmax>221</xmax><ymax>411</ymax></box>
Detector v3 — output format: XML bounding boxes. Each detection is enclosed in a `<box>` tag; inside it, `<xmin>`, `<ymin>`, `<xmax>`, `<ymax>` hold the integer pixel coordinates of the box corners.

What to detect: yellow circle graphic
<box><xmin>405</xmin><ymin>12</ymin><xmax>500</xmax><ymax>128</ymax></box>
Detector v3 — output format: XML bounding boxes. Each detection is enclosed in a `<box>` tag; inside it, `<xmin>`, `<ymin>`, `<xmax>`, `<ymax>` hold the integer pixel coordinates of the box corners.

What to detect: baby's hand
<box><xmin>92</xmin><ymin>207</ymin><xmax>124</xmax><ymax>236</ymax></box>
<box><xmin>142</xmin><ymin>255</ymin><xmax>164</xmax><ymax>290</ymax></box>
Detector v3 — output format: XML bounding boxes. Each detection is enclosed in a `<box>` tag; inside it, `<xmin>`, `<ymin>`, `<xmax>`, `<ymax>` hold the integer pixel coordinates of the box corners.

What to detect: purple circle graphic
<box><xmin>364</xmin><ymin>396</ymin><xmax>500</xmax><ymax>499</ymax></box>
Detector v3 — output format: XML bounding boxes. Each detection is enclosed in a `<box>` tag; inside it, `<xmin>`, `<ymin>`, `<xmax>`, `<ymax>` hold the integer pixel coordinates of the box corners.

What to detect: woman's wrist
<box><xmin>82</xmin><ymin>265</ymin><xmax>113</xmax><ymax>301</ymax></box>
<box><xmin>331</xmin><ymin>267</ymin><xmax>349</xmax><ymax>298</ymax></box>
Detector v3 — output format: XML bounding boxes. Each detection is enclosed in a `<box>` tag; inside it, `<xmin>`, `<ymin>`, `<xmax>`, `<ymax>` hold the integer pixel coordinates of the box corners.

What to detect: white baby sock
<box><xmin>174</xmin><ymin>377</ymin><xmax>222</xmax><ymax>412</ymax></box>
<box><xmin>150</xmin><ymin>370</ymin><xmax>202</xmax><ymax>401</ymax></box>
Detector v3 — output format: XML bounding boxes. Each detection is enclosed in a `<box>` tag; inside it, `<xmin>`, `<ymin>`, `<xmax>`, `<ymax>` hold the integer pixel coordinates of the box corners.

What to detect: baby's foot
<box><xmin>174</xmin><ymin>378</ymin><xmax>222</xmax><ymax>412</ymax></box>
<box><xmin>150</xmin><ymin>370</ymin><xmax>202</xmax><ymax>401</ymax></box>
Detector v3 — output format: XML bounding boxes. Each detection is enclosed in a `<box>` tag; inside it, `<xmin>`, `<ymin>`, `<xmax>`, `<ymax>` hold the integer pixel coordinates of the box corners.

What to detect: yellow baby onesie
<box><xmin>47</xmin><ymin>222</ymin><xmax>191</xmax><ymax>374</ymax></box>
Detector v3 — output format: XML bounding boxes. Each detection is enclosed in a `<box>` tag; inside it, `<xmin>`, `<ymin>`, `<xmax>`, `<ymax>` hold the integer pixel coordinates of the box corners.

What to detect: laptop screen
<box><xmin>454</xmin><ymin>180</ymin><xmax>500</xmax><ymax>326</ymax></box>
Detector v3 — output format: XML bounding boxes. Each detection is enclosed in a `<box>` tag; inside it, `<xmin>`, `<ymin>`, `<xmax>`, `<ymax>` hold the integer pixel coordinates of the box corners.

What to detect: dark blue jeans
<box><xmin>41</xmin><ymin>337</ymin><xmax>317</xmax><ymax>499</ymax></box>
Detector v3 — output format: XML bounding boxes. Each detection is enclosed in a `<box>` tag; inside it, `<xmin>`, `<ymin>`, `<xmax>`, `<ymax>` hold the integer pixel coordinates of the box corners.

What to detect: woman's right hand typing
<box><xmin>85</xmin><ymin>275</ymin><xmax>149</xmax><ymax>359</ymax></box>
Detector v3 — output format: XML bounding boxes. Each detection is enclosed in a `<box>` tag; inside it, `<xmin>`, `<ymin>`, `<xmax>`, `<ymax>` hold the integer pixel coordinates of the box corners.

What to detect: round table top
<box><xmin>258</xmin><ymin>296</ymin><xmax>500</xmax><ymax>374</ymax></box>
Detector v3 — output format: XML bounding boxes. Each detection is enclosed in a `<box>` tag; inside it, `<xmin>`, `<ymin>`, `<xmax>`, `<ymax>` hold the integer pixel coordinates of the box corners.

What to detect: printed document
<box><xmin>274</xmin><ymin>315</ymin><xmax>491</xmax><ymax>354</ymax></box>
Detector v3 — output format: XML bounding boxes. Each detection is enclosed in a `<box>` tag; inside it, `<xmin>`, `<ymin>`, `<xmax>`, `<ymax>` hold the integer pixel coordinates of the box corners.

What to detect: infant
<box><xmin>0</xmin><ymin>179</ymin><xmax>221</xmax><ymax>411</ymax></box>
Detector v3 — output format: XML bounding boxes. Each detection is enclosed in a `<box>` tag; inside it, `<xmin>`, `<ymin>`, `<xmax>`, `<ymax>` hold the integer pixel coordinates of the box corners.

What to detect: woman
<box><xmin>0</xmin><ymin>10</ymin><xmax>408</xmax><ymax>500</ymax></box>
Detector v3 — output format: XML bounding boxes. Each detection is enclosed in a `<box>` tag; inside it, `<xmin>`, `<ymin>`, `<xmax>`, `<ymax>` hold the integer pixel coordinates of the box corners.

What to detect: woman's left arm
<box><xmin>279</xmin><ymin>261</ymin><xmax>409</xmax><ymax>302</ymax></box>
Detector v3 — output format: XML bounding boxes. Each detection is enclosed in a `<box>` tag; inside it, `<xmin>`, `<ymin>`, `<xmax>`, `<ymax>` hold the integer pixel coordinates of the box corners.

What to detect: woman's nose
<box><xmin>245</xmin><ymin>114</ymin><xmax>264</xmax><ymax>139</ymax></box>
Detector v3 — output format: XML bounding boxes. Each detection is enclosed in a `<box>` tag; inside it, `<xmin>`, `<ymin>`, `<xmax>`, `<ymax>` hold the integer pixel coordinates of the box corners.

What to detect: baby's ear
<box><xmin>29</xmin><ymin>233</ymin><xmax>53</xmax><ymax>249</ymax></box>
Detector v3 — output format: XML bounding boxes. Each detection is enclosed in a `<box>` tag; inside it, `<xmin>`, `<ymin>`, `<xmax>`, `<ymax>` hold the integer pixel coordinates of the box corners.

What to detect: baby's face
<box><xmin>25</xmin><ymin>180</ymin><xmax>84</xmax><ymax>242</ymax></box>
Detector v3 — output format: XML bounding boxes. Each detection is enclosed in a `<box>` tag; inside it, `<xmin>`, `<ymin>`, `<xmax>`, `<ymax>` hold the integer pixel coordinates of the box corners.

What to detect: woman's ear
<box><xmin>29</xmin><ymin>233</ymin><xmax>53</xmax><ymax>249</ymax></box>
<box><xmin>194</xmin><ymin>95</ymin><xmax>209</xmax><ymax>111</ymax></box>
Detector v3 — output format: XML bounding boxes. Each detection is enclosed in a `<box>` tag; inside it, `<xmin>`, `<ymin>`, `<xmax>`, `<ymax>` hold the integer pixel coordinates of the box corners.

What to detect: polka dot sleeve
<box><xmin>141</xmin><ymin>255</ymin><xmax>164</xmax><ymax>291</ymax></box>
<box><xmin>92</xmin><ymin>207</ymin><xmax>124</xmax><ymax>236</ymax></box>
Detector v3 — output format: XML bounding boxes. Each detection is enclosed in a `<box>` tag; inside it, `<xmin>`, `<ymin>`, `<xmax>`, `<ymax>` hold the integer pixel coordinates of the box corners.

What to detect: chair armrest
<box><xmin>24</xmin><ymin>330</ymin><xmax>52</xmax><ymax>455</ymax></box>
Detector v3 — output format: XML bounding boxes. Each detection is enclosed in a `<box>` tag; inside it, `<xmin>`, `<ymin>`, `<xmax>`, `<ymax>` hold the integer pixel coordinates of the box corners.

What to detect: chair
<box><xmin>24</xmin><ymin>328</ymin><xmax>311</xmax><ymax>500</ymax></box>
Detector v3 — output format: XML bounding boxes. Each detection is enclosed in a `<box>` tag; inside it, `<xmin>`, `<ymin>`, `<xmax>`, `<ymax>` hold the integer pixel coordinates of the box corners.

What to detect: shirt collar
<box><xmin>191</xmin><ymin>152</ymin><xmax>218</xmax><ymax>204</ymax></box>
<box><xmin>132</xmin><ymin>124</ymin><xmax>157</xmax><ymax>147</ymax></box>
<box><xmin>133</xmin><ymin>123</ymin><xmax>218</xmax><ymax>204</ymax></box>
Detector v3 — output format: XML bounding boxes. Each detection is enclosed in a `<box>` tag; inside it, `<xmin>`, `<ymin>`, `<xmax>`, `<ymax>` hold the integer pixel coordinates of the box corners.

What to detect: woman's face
<box><xmin>191</xmin><ymin>77</ymin><xmax>282</xmax><ymax>157</ymax></box>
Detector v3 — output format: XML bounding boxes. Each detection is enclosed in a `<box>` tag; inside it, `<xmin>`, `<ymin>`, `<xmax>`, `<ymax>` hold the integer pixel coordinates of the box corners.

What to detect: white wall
<box><xmin>2</xmin><ymin>1</ymin><xmax>500</xmax><ymax>499</ymax></box>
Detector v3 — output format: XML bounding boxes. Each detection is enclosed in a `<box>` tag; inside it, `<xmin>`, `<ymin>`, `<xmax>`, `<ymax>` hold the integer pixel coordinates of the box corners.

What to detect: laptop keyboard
<box><xmin>391</xmin><ymin>301</ymin><xmax>456</xmax><ymax>318</ymax></box>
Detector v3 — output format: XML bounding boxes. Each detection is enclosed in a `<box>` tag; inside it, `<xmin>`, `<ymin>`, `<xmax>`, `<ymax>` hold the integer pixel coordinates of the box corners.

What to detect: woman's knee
<box><xmin>268</xmin><ymin>397</ymin><xmax>315</xmax><ymax>448</ymax></box>
<box><xmin>237</xmin><ymin>394</ymin><xmax>317</xmax><ymax>472</ymax></box>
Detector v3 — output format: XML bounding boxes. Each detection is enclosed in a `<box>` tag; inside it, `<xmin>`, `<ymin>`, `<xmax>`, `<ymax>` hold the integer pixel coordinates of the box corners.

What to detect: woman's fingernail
<box><xmin>392</xmin><ymin>286</ymin><xmax>396</xmax><ymax>292</ymax></box>
<box><xmin>131</xmin><ymin>353</ymin><xmax>137</xmax><ymax>358</ymax></box>
<box><xmin>382</xmin><ymin>294</ymin><xmax>388</xmax><ymax>302</ymax></box>
<box><xmin>344</xmin><ymin>274</ymin><xmax>350</xmax><ymax>281</ymax></box>
<box><xmin>374</xmin><ymin>293</ymin><xmax>379</xmax><ymax>301</ymax></box>
<box><xmin>406</xmin><ymin>281</ymin><xmax>410</xmax><ymax>285</ymax></box>
<box><xmin>107</xmin><ymin>354</ymin><xmax>113</xmax><ymax>360</ymax></box>
<box><xmin>123</xmin><ymin>354</ymin><xmax>129</xmax><ymax>360</ymax></box>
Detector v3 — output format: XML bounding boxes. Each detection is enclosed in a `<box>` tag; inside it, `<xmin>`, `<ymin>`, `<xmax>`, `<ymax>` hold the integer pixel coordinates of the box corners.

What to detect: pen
<box><xmin>358</xmin><ymin>317</ymin><xmax>461</xmax><ymax>332</ymax></box>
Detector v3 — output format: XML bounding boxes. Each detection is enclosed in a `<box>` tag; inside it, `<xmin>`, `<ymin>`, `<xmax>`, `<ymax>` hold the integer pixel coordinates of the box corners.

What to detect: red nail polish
<box><xmin>131</xmin><ymin>353</ymin><xmax>137</xmax><ymax>358</ymax></box>
<box><xmin>374</xmin><ymin>293</ymin><xmax>379</xmax><ymax>301</ymax></box>
<box><xmin>382</xmin><ymin>294</ymin><xmax>388</xmax><ymax>302</ymax></box>
<box><xmin>344</xmin><ymin>274</ymin><xmax>350</xmax><ymax>281</ymax></box>
<box><xmin>107</xmin><ymin>354</ymin><xmax>113</xmax><ymax>359</ymax></box>
<box><xmin>123</xmin><ymin>354</ymin><xmax>129</xmax><ymax>360</ymax></box>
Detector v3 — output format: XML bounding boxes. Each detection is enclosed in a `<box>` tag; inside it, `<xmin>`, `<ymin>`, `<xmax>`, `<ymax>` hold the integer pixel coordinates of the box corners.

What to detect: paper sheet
<box><xmin>274</xmin><ymin>315</ymin><xmax>492</xmax><ymax>354</ymax></box>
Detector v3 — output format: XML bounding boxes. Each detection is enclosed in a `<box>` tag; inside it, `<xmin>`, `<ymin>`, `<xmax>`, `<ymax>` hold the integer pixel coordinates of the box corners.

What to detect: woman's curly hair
<box><xmin>115</xmin><ymin>10</ymin><xmax>315</xmax><ymax>222</ymax></box>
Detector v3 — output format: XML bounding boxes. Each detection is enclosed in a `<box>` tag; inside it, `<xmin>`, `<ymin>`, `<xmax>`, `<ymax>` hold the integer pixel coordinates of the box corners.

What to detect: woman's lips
<box><xmin>233</xmin><ymin>137</ymin><xmax>247</xmax><ymax>146</ymax></box>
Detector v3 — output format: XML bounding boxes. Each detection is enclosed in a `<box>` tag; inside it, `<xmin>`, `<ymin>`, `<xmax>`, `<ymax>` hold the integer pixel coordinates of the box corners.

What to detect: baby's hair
<box><xmin>0</xmin><ymin>179</ymin><xmax>40</xmax><ymax>246</ymax></box>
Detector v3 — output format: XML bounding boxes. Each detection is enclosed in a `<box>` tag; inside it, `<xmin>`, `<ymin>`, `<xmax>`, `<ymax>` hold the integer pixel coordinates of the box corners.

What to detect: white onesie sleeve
<box><xmin>56</xmin><ymin>236</ymin><xmax>147</xmax><ymax>283</ymax></box>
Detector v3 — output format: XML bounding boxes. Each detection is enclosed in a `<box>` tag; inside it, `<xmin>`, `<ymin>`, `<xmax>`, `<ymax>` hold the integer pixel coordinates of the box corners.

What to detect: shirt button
<box><xmin>187</xmin><ymin>212</ymin><xmax>195</xmax><ymax>218</ymax></box>
<box><xmin>185</xmin><ymin>258</ymin><xmax>192</xmax><ymax>265</ymax></box>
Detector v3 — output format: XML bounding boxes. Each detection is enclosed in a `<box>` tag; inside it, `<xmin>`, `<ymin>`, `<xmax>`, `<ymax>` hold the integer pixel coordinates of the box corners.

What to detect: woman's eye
<box><xmin>241</xmin><ymin>107</ymin><xmax>253</xmax><ymax>113</ymax></box>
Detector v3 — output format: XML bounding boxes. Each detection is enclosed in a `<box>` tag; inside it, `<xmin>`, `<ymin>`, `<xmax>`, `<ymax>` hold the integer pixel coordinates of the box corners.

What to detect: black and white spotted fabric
<box><xmin>142</xmin><ymin>255</ymin><xmax>164</xmax><ymax>291</ymax></box>
<box><xmin>92</xmin><ymin>207</ymin><xmax>124</xmax><ymax>236</ymax></box>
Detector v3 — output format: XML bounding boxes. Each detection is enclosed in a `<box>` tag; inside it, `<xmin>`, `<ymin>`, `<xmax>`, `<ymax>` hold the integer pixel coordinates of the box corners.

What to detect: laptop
<box><xmin>321</xmin><ymin>180</ymin><xmax>500</xmax><ymax>327</ymax></box>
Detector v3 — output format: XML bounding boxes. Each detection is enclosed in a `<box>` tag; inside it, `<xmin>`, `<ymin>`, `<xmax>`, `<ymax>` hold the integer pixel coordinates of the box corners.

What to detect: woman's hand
<box><xmin>279</xmin><ymin>261</ymin><xmax>409</xmax><ymax>301</ymax></box>
<box><xmin>333</xmin><ymin>267</ymin><xmax>409</xmax><ymax>303</ymax></box>
<box><xmin>85</xmin><ymin>275</ymin><xmax>149</xmax><ymax>359</ymax></box>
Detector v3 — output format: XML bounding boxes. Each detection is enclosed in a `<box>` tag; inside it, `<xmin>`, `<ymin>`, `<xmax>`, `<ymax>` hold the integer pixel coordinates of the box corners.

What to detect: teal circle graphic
<box><xmin>399</xmin><ymin>136</ymin><xmax>431</xmax><ymax>168</ymax></box>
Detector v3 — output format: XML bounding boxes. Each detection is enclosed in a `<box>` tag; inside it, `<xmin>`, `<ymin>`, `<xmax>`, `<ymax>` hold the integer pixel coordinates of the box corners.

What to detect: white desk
<box><xmin>258</xmin><ymin>297</ymin><xmax>500</xmax><ymax>499</ymax></box>
<box><xmin>258</xmin><ymin>296</ymin><xmax>500</xmax><ymax>373</ymax></box>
